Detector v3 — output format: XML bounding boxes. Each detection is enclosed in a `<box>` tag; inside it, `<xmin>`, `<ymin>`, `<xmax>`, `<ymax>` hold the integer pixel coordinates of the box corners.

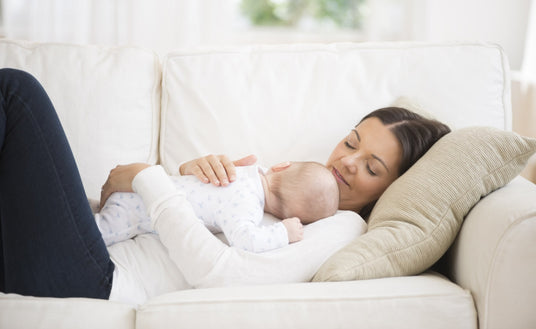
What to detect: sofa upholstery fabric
<box><xmin>0</xmin><ymin>39</ymin><xmax>161</xmax><ymax>200</ymax></box>
<box><xmin>137</xmin><ymin>273</ymin><xmax>476</xmax><ymax>329</ymax></box>
<box><xmin>160</xmin><ymin>43</ymin><xmax>510</xmax><ymax>176</ymax></box>
<box><xmin>1</xmin><ymin>39</ymin><xmax>534</xmax><ymax>329</ymax></box>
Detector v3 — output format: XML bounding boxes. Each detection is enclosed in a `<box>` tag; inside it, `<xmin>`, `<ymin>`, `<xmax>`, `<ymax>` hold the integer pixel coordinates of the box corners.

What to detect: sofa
<box><xmin>0</xmin><ymin>38</ymin><xmax>535</xmax><ymax>329</ymax></box>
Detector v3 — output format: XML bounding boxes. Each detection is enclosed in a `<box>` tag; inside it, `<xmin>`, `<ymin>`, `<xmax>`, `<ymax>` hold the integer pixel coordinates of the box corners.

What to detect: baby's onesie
<box><xmin>95</xmin><ymin>165</ymin><xmax>288</xmax><ymax>252</ymax></box>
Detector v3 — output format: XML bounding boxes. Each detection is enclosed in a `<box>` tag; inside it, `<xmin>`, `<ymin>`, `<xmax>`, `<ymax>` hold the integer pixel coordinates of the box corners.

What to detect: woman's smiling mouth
<box><xmin>332</xmin><ymin>167</ymin><xmax>350</xmax><ymax>187</ymax></box>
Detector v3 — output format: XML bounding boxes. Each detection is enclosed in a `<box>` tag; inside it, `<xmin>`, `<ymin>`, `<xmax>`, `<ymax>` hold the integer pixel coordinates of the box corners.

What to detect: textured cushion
<box><xmin>313</xmin><ymin>127</ymin><xmax>536</xmax><ymax>281</ymax></box>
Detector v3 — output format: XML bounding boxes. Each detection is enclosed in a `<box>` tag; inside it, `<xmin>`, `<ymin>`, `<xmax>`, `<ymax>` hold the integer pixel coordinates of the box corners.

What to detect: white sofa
<box><xmin>1</xmin><ymin>39</ymin><xmax>535</xmax><ymax>329</ymax></box>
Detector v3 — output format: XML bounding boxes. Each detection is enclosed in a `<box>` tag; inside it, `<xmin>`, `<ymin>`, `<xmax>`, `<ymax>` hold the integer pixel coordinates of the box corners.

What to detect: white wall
<box><xmin>0</xmin><ymin>0</ymin><xmax>532</xmax><ymax>70</ymax></box>
<box><xmin>307</xmin><ymin>0</ymin><xmax>532</xmax><ymax>70</ymax></box>
<box><xmin>410</xmin><ymin>0</ymin><xmax>532</xmax><ymax>70</ymax></box>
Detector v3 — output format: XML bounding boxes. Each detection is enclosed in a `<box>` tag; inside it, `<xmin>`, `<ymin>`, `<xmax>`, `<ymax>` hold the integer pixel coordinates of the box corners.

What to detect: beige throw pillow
<box><xmin>313</xmin><ymin>127</ymin><xmax>536</xmax><ymax>281</ymax></box>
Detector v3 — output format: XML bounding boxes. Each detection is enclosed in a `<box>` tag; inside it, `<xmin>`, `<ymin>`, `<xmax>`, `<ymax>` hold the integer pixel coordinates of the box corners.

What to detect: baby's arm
<box><xmin>281</xmin><ymin>217</ymin><xmax>304</xmax><ymax>243</ymax></box>
<box><xmin>95</xmin><ymin>192</ymin><xmax>153</xmax><ymax>246</ymax></box>
<box><xmin>224</xmin><ymin>220</ymin><xmax>290</xmax><ymax>253</ymax></box>
<box><xmin>216</xmin><ymin>196</ymin><xmax>290</xmax><ymax>252</ymax></box>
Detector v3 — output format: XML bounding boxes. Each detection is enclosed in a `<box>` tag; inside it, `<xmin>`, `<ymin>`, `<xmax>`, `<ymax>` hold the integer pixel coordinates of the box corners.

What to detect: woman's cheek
<box><xmin>359</xmin><ymin>177</ymin><xmax>382</xmax><ymax>200</ymax></box>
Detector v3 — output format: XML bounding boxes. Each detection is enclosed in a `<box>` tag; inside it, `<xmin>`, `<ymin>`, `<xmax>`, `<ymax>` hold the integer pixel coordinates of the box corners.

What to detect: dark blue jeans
<box><xmin>0</xmin><ymin>68</ymin><xmax>114</xmax><ymax>299</ymax></box>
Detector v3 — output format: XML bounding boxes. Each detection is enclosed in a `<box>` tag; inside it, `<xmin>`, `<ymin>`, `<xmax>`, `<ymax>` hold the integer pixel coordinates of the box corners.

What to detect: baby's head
<box><xmin>266</xmin><ymin>161</ymin><xmax>339</xmax><ymax>224</ymax></box>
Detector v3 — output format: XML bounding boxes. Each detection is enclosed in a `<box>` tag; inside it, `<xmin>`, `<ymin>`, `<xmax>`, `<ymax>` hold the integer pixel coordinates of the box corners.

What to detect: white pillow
<box><xmin>202</xmin><ymin>211</ymin><xmax>367</xmax><ymax>287</ymax></box>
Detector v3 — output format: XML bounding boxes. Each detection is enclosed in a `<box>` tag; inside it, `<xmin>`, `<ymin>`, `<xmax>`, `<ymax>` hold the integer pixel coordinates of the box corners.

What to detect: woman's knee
<box><xmin>0</xmin><ymin>68</ymin><xmax>52</xmax><ymax>114</ymax></box>
<box><xmin>0</xmin><ymin>68</ymin><xmax>40</xmax><ymax>88</ymax></box>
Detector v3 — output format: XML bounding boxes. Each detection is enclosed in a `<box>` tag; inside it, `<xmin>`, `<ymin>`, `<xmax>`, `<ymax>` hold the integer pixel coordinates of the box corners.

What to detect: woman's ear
<box><xmin>271</xmin><ymin>161</ymin><xmax>291</xmax><ymax>172</ymax></box>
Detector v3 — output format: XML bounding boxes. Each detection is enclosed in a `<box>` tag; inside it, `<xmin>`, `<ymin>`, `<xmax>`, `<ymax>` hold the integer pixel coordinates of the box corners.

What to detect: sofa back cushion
<box><xmin>0</xmin><ymin>39</ymin><xmax>161</xmax><ymax>200</ymax></box>
<box><xmin>160</xmin><ymin>42</ymin><xmax>510</xmax><ymax>173</ymax></box>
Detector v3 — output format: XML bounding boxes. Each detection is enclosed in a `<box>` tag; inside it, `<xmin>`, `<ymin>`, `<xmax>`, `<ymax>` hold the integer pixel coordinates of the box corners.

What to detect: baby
<box><xmin>95</xmin><ymin>161</ymin><xmax>339</xmax><ymax>253</ymax></box>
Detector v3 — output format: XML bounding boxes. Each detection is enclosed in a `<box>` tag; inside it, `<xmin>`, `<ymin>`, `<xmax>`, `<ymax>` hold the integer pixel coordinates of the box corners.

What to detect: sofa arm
<box><xmin>446</xmin><ymin>176</ymin><xmax>536</xmax><ymax>329</ymax></box>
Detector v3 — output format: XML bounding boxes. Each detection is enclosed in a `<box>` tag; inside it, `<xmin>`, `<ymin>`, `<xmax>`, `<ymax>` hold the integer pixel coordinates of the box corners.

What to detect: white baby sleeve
<box><xmin>95</xmin><ymin>192</ymin><xmax>153</xmax><ymax>246</ymax></box>
<box><xmin>218</xmin><ymin>202</ymin><xmax>289</xmax><ymax>253</ymax></box>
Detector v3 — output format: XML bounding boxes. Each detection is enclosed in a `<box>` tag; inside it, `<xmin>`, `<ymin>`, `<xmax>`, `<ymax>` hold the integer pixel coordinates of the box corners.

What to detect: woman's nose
<box><xmin>341</xmin><ymin>153</ymin><xmax>359</xmax><ymax>174</ymax></box>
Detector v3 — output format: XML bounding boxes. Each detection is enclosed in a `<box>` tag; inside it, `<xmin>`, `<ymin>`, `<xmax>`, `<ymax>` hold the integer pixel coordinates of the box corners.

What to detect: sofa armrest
<box><xmin>446</xmin><ymin>176</ymin><xmax>536</xmax><ymax>329</ymax></box>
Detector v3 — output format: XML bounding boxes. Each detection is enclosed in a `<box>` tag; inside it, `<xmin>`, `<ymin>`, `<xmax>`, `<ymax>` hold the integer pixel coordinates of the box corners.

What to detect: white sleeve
<box><xmin>131</xmin><ymin>165</ymin><xmax>363</xmax><ymax>289</ymax></box>
<box><xmin>132</xmin><ymin>165</ymin><xmax>235</xmax><ymax>287</ymax></box>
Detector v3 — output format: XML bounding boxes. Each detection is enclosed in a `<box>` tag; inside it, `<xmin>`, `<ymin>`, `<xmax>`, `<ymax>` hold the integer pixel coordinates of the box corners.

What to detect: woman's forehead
<box><xmin>355</xmin><ymin>118</ymin><xmax>402</xmax><ymax>169</ymax></box>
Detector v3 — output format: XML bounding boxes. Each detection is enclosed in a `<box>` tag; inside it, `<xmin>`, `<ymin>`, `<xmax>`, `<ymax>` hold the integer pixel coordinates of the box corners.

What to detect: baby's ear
<box><xmin>271</xmin><ymin>161</ymin><xmax>292</xmax><ymax>172</ymax></box>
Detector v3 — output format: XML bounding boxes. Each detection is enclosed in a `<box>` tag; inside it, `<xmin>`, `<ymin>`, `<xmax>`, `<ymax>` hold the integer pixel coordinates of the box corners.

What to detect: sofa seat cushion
<box><xmin>137</xmin><ymin>272</ymin><xmax>476</xmax><ymax>329</ymax></box>
<box><xmin>0</xmin><ymin>292</ymin><xmax>136</xmax><ymax>329</ymax></box>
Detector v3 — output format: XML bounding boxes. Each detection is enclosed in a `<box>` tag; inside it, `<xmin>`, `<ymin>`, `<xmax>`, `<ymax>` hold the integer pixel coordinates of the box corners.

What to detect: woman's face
<box><xmin>326</xmin><ymin>117</ymin><xmax>403</xmax><ymax>212</ymax></box>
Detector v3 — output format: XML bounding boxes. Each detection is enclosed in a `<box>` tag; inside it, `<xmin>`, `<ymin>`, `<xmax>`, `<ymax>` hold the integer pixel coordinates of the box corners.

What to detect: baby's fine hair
<box><xmin>270</xmin><ymin>161</ymin><xmax>339</xmax><ymax>224</ymax></box>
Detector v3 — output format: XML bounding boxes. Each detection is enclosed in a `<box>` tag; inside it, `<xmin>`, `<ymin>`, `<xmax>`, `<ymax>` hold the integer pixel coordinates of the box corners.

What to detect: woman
<box><xmin>174</xmin><ymin>107</ymin><xmax>450</xmax><ymax>218</ymax></box>
<box><xmin>0</xmin><ymin>69</ymin><xmax>449</xmax><ymax>302</ymax></box>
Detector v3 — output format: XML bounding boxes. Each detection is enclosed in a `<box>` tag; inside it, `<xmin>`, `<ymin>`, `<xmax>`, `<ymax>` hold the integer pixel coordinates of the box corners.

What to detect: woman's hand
<box><xmin>99</xmin><ymin>163</ymin><xmax>152</xmax><ymax>209</ymax></box>
<box><xmin>179</xmin><ymin>154</ymin><xmax>257</xmax><ymax>186</ymax></box>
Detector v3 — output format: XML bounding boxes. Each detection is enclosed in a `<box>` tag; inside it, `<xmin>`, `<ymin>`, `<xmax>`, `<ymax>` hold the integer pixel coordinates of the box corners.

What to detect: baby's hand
<box><xmin>282</xmin><ymin>217</ymin><xmax>304</xmax><ymax>243</ymax></box>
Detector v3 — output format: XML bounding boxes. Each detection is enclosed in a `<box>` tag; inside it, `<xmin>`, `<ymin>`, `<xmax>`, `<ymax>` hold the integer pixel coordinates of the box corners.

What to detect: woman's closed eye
<box><xmin>366</xmin><ymin>164</ymin><xmax>377</xmax><ymax>176</ymax></box>
<box><xmin>344</xmin><ymin>131</ymin><xmax>359</xmax><ymax>149</ymax></box>
<box><xmin>344</xmin><ymin>140</ymin><xmax>356</xmax><ymax>149</ymax></box>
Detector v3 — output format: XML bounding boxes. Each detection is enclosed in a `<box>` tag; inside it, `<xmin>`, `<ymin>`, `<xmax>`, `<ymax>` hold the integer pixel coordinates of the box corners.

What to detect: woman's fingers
<box><xmin>270</xmin><ymin>161</ymin><xmax>291</xmax><ymax>172</ymax></box>
<box><xmin>203</xmin><ymin>154</ymin><xmax>233</xmax><ymax>186</ymax></box>
<box><xmin>99</xmin><ymin>186</ymin><xmax>111</xmax><ymax>210</ymax></box>
<box><xmin>198</xmin><ymin>155</ymin><xmax>223</xmax><ymax>186</ymax></box>
<box><xmin>233</xmin><ymin>154</ymin><xmax>257</xmax><ymax>167</ymax></box>
<box><xmin>214</xmin><ymin>155</ymin><xmax>234</xmax><ymax>185</ymax></box>
<box><xmin>99</xmin><ymin>176</ymin><xmax>114</xmax><ymax>210</ymax></box>
<box><xmin>189</xmin><ymin>164</ymin><xmax>210</xmax><ymax>184</ymax></box>
<box><xmin>181</xmin><ymin>154</ymin><xmax>257</xmax><ymax>186</ymax></box>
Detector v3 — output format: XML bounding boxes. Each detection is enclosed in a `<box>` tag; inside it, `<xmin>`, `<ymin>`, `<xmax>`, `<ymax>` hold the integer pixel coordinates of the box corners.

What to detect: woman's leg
<box><xmin>0</xmin><ymin>68</ymin><xmax>114</xmax><ymax>299</ymax></box>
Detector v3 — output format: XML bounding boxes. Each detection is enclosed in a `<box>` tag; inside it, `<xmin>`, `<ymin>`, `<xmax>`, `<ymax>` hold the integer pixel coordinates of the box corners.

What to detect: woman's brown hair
<box><xmin>359</xmin><ymin>106</ymin><xmax>451</xmax><ymax>217</ymax></box>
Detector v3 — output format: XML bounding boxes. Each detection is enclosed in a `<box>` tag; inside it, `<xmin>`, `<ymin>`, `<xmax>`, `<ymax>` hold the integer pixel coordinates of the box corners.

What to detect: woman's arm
<box><xmin>131</xmin><ymin>165</ymin><xmax>366</xmax><ymax>288</ymax></box>
<box><xmin>132</xmin><ymin>165</ymin><xmax>234</xmax><ymax>287</ymax></box>
<box><xmin>179</xmin><ymin>154</ymin><xmax>257</xmax><ymax>186</ymax></box>
<box><xmin>97</xmin><ymin>154</ymin><xmax>257</xmax><ymax>208</ymax></box>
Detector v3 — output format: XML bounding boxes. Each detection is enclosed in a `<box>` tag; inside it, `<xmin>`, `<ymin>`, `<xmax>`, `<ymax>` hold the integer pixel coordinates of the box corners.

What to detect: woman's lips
<box><xmin>332</xmin><ymin>168</ymin><xmax>349</xmax><ymax>187</ymax></box>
